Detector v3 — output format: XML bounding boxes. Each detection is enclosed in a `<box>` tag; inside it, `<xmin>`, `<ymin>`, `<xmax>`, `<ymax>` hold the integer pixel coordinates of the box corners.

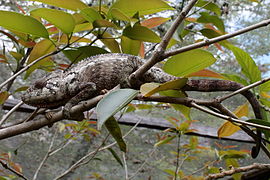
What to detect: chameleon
<box><xmin>21</xmin><ymin>53</ymin><xmax>262</xmax><ymax>157</ymax></box>
<box><xmin>21</xmin><ymin>53</ymin><xmax>261</xmax><ymax>116</ymax></box>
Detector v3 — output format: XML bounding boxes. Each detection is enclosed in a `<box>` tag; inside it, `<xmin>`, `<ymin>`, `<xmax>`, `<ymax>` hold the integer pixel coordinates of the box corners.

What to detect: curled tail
<box><xmin>183</xmin><ymin>79</ymin><xmax>262</xmax><ymax>158</ymax></box>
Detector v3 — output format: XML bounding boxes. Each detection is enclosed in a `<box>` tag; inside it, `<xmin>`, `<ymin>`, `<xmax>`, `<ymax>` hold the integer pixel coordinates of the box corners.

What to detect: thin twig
<box><xmin>129</xmin><ymin>148</ymin><xmax>157</xmax><ymax>179</ymax></box>
<box><xmin>189</xmin><ymin>160</ymin><xmax>218</xmax><ymax>176</ymax></box>
<box><xmin>190</xmin><ymin>102</ymin><xmax>270</xmax><ymax>132</ymax></box>
<box><xmin>218</xmin><ymin>77</ymin><xmax>270</xmax><ymax>102</ymax></box>
<box><xmin>49</xmin><ymin>138</ymin><xmax>73</xmax><ymax>156</ymax></box>
<box><xmin>0</xmin><ymin>101</ymin><xmax>24</xmax><ymax>125</ymax></box>
<box><xmin>54</xmin><ymin>118</ymin><xmax>143</xmax><ymax>179</ymax></box>
<box><xmin>0</xmin><ymin>28</ymin><xmax>94</xmax><ymax>91</ymax></box>
<box><xmin>162</xmin><ymin>19</ymin><xmax>270</xmax><ymax>59</ymax></box>
<box><xmin>33</xmin><ymin>130</ymin><xmax>57</xmax><ymax>180</ymax></box>
<box><xmin>205</xmin><ymin>163</ymin><xmax>270</xmax><ymax>180</ymax></box>
<box><xmin>0</xmin><ymin>95</ymin><xmax>103</xmax><ymax>140</ymax></box>
<box><xmin>123</xmin><ymin>152</ymin><xmax>128</xmax><ymax>180</ymax></box>
<box><xmin>6</xmin><ymin>47</ymin><xmax>33</xmax><ymax>91</ymax></box>
<box><xmin>54</xmin><ymin>134</ymin><xmax>110</xmax><ymax>180</ymax></box>
<box><xmin>0</xmin><ymin>48</ymin><xmax>63</xmax><ymax>90</ymax></box>
<box><xmin>174</xmin><ymin>133</ymin><xmax>181</xmax><ymax>180</ymax></box>
<box><xmin>130</xmin><ymin>0</ymin><xmax>198</xmax><ymax>80</ymax></box>
<box><xmin>0</xmin><ymin>159</ymin><xmax>28</xmax><ymax>180</ymax></box>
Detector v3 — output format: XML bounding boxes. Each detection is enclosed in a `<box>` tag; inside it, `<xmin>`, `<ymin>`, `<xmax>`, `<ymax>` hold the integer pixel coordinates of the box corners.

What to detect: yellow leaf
<box><xmin>217</xmin><ymin>102</ymin><xmax>249</xmax><ymax>137</ymax></box>
<box><xmin>217</xmin><ymin>121</ymin><xmax>241</xmax><ymax>138</ymax></box>
<box><xmin>0</xmin><ymin>91</ymin><xmax>9</xmax><ymax>105</ymax></box>
<box><xmin>9</xmin><ymin>51</ymin><xmax>23</xmax><ymax>61</ymax></box>
<box><xmin>94</xmin><ymin>32</ymin><xmax>121</xmax><ymax>53</ymax></box>
<box><xmin>140</xmin><ymin>83</ymin><xmax>159</xmax><ymax>96</ymax></box>
<box><xmin>25</xmin><ymin>39</ymin><xmax>56</xmax><ymax>78</ymax></box>
<box><xmin>261</xmin><ymin>92</ymin><xmax>270</xmax><ymax>98</ymax></box>
<box><xmin>234</xmin><ymin>102</ymin><xmax>249</xmax><ymax>118</ymax></box>
<box><xmin>140</xmin><ymin>78</ymin><xmax>187</xmax><ymax>97</ymax></box>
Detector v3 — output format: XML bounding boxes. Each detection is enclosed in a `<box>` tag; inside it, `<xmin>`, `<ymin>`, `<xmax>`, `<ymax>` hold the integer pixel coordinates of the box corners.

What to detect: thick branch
<box><xmin>205</xmin><ymin>163</ymin><xmax>270</xmax><ymax>180</ymax></box>
<box><xmin>130</xmin><ymin>0</ymin><xmax>198</xmax><ymax>81</ymax></box>
<box><xmin>0</xmin><ymin>95</ymin><xmax>103</xmax><ymax>140</ymax></box>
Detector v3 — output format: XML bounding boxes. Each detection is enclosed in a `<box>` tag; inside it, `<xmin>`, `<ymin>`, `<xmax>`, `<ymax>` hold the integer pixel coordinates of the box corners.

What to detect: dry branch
<box><xmin>205</xmin><ymin>163</ymin><xmax>270</xmax><ymax>180</ymax></box>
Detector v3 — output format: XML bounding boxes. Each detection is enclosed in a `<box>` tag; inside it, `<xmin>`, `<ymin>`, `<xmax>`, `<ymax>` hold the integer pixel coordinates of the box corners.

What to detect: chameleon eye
<box><xmin>34</xmin><ymin>79</ymin><xmax>47</xmax><ymax>89</ymax></box>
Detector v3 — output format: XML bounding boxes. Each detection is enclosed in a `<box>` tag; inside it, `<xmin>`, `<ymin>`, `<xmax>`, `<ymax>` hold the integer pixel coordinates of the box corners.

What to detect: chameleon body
<box><xmin>21</xmin><ymin>53</ymin><xmax>261</xmax><ymax>157</ymax></box>
<box><xmin>21</xmin><ymin>53</ymin><xmax>261</xmax><ymax>116</ymax></box>
<box><xmin>21</xmin><ymin>53</ymin><xmax>177</xmax><ymax>110</ymax></box>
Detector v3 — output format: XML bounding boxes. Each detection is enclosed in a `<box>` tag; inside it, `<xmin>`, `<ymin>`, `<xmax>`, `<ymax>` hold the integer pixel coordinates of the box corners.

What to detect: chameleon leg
<box><xmin>63</xmin><ymin>82</ymin><xmax>97</xmax><ymax>120</ymax></box>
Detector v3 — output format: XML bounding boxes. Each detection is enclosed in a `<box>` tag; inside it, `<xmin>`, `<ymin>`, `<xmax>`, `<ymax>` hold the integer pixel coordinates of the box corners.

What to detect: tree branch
<box><xmin>162</xmin><ymin>18</ymin><xmax>270</xmax><ymax>59</ymax></box>
<box><xmin>205</xmin><ymin>163</ymin><xmax>270</xmax><ymax>180</ymax></box>
<box><xmin>0</xmin><ymin>48</ymin><xmax>62</xmax><ymax>90</ymax></box>
<box><xmin>0</xmin><ymin>95</ymin><xmax>103</xmax><ymax>140</ymax></box>
<box><xmin>218</xmin><ymin>76</ymin><xmax>270</xmax><ymax>102</ymax></box>
<box><xmin>130</xmin><ymin>0</ymin><xmax>198</xmax><ymax>82</ymax></box>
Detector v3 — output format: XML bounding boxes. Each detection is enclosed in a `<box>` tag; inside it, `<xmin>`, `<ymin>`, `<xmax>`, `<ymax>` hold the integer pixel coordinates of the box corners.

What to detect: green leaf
<box><xmin>195</xmin><ymin>0</ymin><xmax>221</xmax><ymax>15</ymax></box>
<box><xmin>0</xmin><ymin>10</ymin><xmax>48</xmax><ymax>38</ymax></box>
<box><xmin>31</xmin><ymin>8</ymin><xmax>75</xmax><ymax>34</ymax></box>
<box><xmin>63</xmin><ymin>46</ymin><xmax>108</xmax><ymax>63</ymax></box>
<box><xmin>260</xmin><ymin>98</ymin><xmax>270</xmax><ymax>108</ymax></box>
<box><xmin>28</xmin><ymin>0</ymin><xmax>88</xmax><ymax>11</ymax></box>
<box><xmin>15</xmin><ymin>86</ymin><xmax>29</xmax><ymax>93</ymax></box>
<box><xmin>197</xmin><ymin>12</ymin><xmax>225</xmax><ymax>33</ymax></box>
<box><xmin>247</xmin><ymin>118</ymin><xmax>270</xmax><ymax>141</ymax></box>
<box><xmin>247</xmin><ymin>118</ymin><xmax>270</xmax><ymax>138</ymax></box>
<box><xmin>73</xmin><ymin>23</ymin><xmax>93</xmax><ymax>33</ymax></box>
<box><xmin>9</xmin><ymin>51</ymin><xmax>23</xmax><ymax>61</ymax></box>
<box><xmin>200</xmin><ymin>28</ymin><xmax>230</xmax><ymax>47</ymax></box>
<box><xmin>221</xmin><ymin>73</ymin><xmax>249</xmax><ymax>86</ymax></box>
<box><xmin>123</xmin><ymin>25</ymin><xmax>161</xmax><ymax>43</ymax></box>
<box><xmin>109</xmin><ymin>8</ymin><xmax>130</xmax><ymax>21</ymax></box>
<box><xmin>154</xmin><ymin>135</ymin><xmax>176</xmax><ymax>147</ymax></box>
<box><xmin>260</xmin><ymin>81</ymin><xmax>270</xmax><ymax>93</ymax></box>
<box><xmin>93</xmin><ymin>19</ymin><xmax>117</xmax><ymax>28</ymax></box>
<box><xmin>105</xmin><ymin>117</ymin><xmax>126</xmax><ymax>152</ymax></box>
<box><xmin>160</xmin><ymin>90</ymin><xmax>190</xmax><ymax>120</ymax></box>
<box><xmin>163</xmin><ymin>49</ymin><xmax>216</xmax><ymax>77</ymax></box>
<box><xmin>121</xmin><ymin>36</ymin><xmax>141</xmax><ymax>55</ymax></box>
<box><xmin>80</xmin><ymin>8</ymin><xmax>102</xmax><ymax>23</ymax></box>
<box><xmin>247</xmin><ymin>118</ymin><xmax>270</xmax><ymax>127</ymax></box>
<box><xmin>96</xmin><ymin>89</ymin><xmax>139</xmax><ymax>130</ymax></box>
<box><xmin>108</xmin><ymin>0</ymin><xmax>173</xmax><ymax>17</ymax></box>
<box><xmin>226</xmin><ymin>45</ymin><xmax>261</xmax><ymax>83</ymax></box>
<box><xmin>108</xmin><ymin>148</ymin><xmax>124</xmax><ymax>167</ymax></box>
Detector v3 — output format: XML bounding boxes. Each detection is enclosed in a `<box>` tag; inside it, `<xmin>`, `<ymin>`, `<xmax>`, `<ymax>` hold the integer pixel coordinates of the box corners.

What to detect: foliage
<box><xmin>0</xmin><ymin>0</ymin><xmax>269</xmax><ymax>179</ymax></box>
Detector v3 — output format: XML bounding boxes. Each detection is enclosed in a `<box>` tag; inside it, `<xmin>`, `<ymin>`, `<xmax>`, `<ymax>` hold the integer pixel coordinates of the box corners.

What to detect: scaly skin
<box><xmin>21</xmin><ymin>53</ymin><xmax>262</xmax><ymax>157</ymax></box>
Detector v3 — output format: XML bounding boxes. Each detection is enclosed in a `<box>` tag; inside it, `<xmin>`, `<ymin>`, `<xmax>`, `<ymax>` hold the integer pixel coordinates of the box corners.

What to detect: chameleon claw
<box><xmin>45</xmin><ymin>112</ymin><xmax>54</xmax><ymax>127</ymax></box>
<box><xmin>63</xmin><ymin>103</ymin><xmax>84</xmax><ymax>121</ymax></box>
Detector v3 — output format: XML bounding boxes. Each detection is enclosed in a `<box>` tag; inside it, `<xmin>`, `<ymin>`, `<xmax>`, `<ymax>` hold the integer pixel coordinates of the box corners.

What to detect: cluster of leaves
<box><xmin>0</xmin><ymin>152</ymin><xmax>22</xmax><ymax>179</ymax></box>
<box><xmin>152</xmin><ymin>117</ymin><xmax>250</xmax><ymax>179</ymax></box>
<box><xmin>0</xmin><ymin>0</ymin><xmax>269</xmax><ymax>178</ymax></box>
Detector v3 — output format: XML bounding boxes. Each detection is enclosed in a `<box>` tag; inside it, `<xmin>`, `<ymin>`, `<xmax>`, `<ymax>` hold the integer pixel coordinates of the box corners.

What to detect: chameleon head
<box><xmin>21</xmin><ymin>75</ymin><xmax>68</xmax><ymax>108</ymax></box>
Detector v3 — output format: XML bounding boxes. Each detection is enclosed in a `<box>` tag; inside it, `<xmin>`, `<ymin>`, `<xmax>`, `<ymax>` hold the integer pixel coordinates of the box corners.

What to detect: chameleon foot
<box><xmin>63</xmin><ymin>103</ymin><xmax>85</xmax><ymax>121</ymax></box>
